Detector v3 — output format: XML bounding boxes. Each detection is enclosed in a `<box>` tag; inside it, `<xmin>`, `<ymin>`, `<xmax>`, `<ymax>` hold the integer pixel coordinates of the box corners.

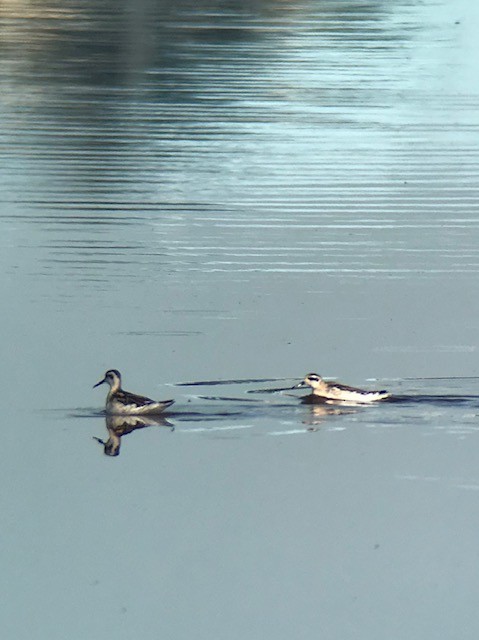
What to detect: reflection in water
<box><xmin>301</xmin><ymin>404</ymin><xmax>355</xmax><ymax>429</ymax></box>
<box><xmin>2</xmin><ymin>0</ymin><xmax>479</xmax><ymax>307</ymax></box>
<box><xmin>94</xmin><ymin>414</ymin><xmax>174</xmax><ymax>457</ymax></box>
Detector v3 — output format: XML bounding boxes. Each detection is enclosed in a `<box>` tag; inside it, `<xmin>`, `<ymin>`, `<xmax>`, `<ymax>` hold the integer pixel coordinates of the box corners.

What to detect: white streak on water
<box><xmin>180</xmin><ymin>424</ymin><xmax>254</xmax><ymax>434</ymax></box>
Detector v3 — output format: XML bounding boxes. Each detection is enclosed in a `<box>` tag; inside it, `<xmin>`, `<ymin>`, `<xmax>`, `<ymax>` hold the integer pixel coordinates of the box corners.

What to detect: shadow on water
<box><xmin>175</xmin><ymin>377</ymin><xmax>295</xmax><ymax>387</ymax></box>
<box><xmin>387</xmin><ymin>394</ymin><xmax>479</xmax><ymax>405</ymax></box>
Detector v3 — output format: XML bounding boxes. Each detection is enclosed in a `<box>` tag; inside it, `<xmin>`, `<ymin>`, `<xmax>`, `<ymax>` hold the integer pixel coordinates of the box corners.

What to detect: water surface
<box><xmin>2</xmin><ymin>1</ymin><xmax>479</xmax><ymax>638</ymax></box>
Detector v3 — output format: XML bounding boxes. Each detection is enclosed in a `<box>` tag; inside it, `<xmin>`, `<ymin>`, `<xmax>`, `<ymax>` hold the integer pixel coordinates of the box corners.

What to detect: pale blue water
<box><xmin>2</xmin><ymin>1</ymin><xmax>479</xmax><ymax>638</ymax></box>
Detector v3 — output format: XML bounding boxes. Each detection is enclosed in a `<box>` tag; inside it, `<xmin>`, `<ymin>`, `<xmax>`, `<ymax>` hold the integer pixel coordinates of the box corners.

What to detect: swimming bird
<box><xmin>93</xmin><ymin>369</ymin><xmax>175</xmax><ymax>415</ymax></box>
<box><xmin>295</xmin><ymin>372</ymin><xmax>391</xmax><ymax>404</ymax></box>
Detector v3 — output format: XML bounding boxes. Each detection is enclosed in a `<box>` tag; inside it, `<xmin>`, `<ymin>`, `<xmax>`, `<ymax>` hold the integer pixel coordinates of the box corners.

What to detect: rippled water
<box><xmin>2</xmin><ymin>1</ymin><xmax>479</xmax><ymax>638</ymax></box>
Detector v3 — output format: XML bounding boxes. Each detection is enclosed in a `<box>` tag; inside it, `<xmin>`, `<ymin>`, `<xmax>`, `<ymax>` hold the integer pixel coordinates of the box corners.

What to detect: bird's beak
<box><xmin>93</xmin><ymin>377</ymin><xmax>106</xmax><ymax>389</ymax></box>
<box><xmin>292</xmin><ymin>380</ymin><xmax>307</xmax><ymax>389</ymax></box>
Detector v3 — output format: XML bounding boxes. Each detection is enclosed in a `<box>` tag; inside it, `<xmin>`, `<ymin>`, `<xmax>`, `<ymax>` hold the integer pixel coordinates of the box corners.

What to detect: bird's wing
<box><xmin>117</xmin><ymin>390</ymin><xmax>155</xmax><ymax>406</ymax></box>
<box><xmin>329</xmin><ymin>382</ymin><xmax>363</xmax><ymax>394</ymax></box>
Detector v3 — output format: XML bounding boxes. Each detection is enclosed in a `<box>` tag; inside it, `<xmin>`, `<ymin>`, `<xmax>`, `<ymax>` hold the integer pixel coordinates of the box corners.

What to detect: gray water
<box><xmin>2</xmin><ymin>1</ymin><xmax>479</xmax><ymax>638</ymax></box>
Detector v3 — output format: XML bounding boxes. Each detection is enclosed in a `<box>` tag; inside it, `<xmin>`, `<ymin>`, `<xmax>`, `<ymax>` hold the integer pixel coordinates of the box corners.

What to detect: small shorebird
<box><xmin>93</xmin><ymin>369</ymin><xmax>175</xmax><ymax>415</ymax></box>
<box><xmin>295</xmin><ymin>372</ymin><xmax>391</xmax><ymax>404</ymax></box>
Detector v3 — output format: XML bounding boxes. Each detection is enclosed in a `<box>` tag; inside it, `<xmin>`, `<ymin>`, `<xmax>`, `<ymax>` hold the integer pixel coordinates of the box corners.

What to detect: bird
<box><xmin>93</xmin><ymin>369</ymin><xmax>175</xmax><ymax>415</ymax></box>
<box><xmin>295</xmin><ymin>372</ymin><xmax>391</xmax><ymax>404</ymax></box>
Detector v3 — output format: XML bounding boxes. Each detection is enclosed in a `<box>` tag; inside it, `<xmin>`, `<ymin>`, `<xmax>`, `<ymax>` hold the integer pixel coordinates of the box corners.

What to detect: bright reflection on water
<box><xmin>2</xmin><ymin>1</ymin><xmax>479</xmax><ymax>638</ymax></box>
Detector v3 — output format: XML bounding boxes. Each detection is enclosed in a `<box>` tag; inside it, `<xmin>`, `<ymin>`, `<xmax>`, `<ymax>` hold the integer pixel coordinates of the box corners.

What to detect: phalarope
<box><xmin>295</xmin><ymin>372</ymin><xmax>391</xmax><ymax>404</ymax></box>
<box><xmin>93</xmin><ymin>369</ymin><xmax>175</xmax><ymax>415</ymax></box>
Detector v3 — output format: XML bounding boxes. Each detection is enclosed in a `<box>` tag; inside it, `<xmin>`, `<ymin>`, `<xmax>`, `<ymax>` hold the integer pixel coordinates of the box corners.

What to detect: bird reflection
<box><xmin>94</xmin><ymin>414</ymin><xmax>174</xmax><ymax>456</ymax></box>
<box><xmin>302</xmin><ymin>402</ymin><xmax>356</xmax><ymax>429</ymax></box>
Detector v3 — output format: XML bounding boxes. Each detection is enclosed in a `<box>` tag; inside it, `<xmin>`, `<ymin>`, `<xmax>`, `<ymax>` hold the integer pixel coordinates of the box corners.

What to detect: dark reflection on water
<box><xmin>93</xmin><ymin>414</ymin><xmax>174</xmax><ymax>456</ymax></box>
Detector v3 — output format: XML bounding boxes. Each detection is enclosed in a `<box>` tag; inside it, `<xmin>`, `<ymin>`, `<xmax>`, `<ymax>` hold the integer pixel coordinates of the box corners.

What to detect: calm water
<box><xmin>2</xmin><ymin>0</ymin><xmax>479</xmax><ymax>638</ymax></box>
